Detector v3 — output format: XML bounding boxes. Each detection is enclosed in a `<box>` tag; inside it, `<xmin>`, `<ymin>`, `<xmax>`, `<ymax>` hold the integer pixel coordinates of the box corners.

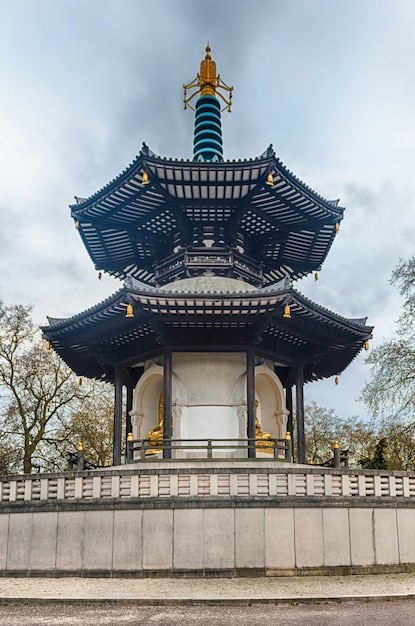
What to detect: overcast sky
<box><xmin>1</xmin><ymin>0</ymin><xmax>414</xmax><ymax>421</ymax></box>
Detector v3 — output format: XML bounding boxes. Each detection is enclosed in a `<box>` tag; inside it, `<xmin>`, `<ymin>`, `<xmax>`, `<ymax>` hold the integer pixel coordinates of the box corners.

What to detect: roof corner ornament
<box><xmin>183</xmin><ymin>44</ymin><xmax>233</xmax><ymax>112</ymax></box>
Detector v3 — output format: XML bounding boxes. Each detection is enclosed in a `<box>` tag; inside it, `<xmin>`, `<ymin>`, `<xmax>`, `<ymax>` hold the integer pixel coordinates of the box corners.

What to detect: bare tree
<box><xmin>361</xmin><ymin>256</ymin><xmax>415</xmax><ymax>422</ymax></box>
<box><xmin>0</xmin><ymin>303</ymin><xmax>88</xmax><ymax>473</ymax></box>
<box><xmin>358</xmin><ymin>256</ymin><xmax>415</xmax><ymax>469</ymax></box>
<box><xmin>0</xmin><ymin>431</ymin><xmax>20</xmax><ymax>475</ymax></box>
<box><xmin>304</xmin><ymin>401</ymin><xmax>377</xmax><ymax>467</ymax></box>
<box><xmin>66</xmin><ymin>381</ymin><xmax>114</xmax><ymax>467</ymax></box>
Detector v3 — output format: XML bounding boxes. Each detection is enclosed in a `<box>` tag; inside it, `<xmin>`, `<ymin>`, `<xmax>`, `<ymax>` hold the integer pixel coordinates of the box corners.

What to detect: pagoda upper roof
<box><xmin>71</xmin><ymin>144</ymin><xmax>344</xmax><ymax>286</ymax></box>
<box><xmin>42</xmin><ymin>276</ymin><xmax>372</xmax><ymax>384</ymax></box>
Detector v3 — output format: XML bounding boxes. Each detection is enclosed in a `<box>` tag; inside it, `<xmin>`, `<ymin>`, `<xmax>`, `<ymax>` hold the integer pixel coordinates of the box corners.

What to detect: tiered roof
<box><xmin>42</xmin><ymin>276</ymin><xmax>372</xmax><ymax>383</ymax></box>
<box><xmin>71</xmin><ymin>144</ymin><xmax>343</xmax><ymax>285</ymax></box>
<box><xmin>43</xmin><ymin>46</ymin><xmax>372</xmax><ymax>387</ymax></box>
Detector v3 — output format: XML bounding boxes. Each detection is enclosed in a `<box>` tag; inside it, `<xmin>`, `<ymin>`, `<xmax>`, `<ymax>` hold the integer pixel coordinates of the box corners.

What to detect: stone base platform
<box><xmin>1</xmin><ymin>461</ymin><xmax>415</xmax><ymax>577</ymax></box>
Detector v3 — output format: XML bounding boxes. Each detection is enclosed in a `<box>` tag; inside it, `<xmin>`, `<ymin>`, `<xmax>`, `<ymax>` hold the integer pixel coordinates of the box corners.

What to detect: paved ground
<box><xmin>1</xmin><ymin>600</ymin><xmax>415</xmax><ymax>626</ymax></box>
<box><xmin>0</xmin><ymin>573</ymin><xmax>415</xmax><ymax>604</ymax></box>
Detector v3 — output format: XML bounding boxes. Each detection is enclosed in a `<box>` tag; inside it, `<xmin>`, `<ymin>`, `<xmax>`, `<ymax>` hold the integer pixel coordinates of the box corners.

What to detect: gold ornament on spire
<box><xmin>183</xmin><ymin>45</ymin><xmax>234</xmax><ymax>112</ymax></box>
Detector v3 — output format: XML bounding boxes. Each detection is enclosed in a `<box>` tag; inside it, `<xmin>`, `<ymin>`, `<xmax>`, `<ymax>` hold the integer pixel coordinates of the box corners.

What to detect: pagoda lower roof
<box><xmin>70</xmin><ymin>144</ymin><xmax>344</xmax><ymax>285</ymax></box>
<box><xmin>42</xmin><ymin>277</ymin><xmax>372</xmax><ymax>384</ymax></box>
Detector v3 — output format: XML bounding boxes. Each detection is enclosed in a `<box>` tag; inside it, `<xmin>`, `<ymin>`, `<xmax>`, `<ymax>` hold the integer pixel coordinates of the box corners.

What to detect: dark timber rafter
<box><xmin>76</xmin><ymin>205</ymin><xmax>171</xmax><ymax>233</ymax></box>
<box><xmin>71</xmin><ymin>147</ymin><xmax>344</xmax><ymax>285</ymax></box>
<box><xmin>167</xmin><ymin>206</ymin><xmax>194</xmax><ymax>245</ymax></box>
<box><xmin>42</xmin><ymin>276</ymin><xmax>373</xmax><ymax>386</ymax></box>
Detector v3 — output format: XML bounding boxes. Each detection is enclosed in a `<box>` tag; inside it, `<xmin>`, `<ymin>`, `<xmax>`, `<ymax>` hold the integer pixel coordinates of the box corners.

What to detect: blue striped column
<box><xmin>193</xmin><ymin>95</ymin><xmax>223</xmax><ymax>162</ymax></box>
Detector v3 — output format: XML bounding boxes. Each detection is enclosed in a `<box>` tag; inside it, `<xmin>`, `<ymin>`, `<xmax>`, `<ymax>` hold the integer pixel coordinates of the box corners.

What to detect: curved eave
<box><xmin>266</xmin><ymin>289</ymin><xmax>373</xmax><ymax>380</ymax></box>
<box><xmin>42</xmin><ymin>280</ymin><xmax>372</xmax><ymax>382</ymax></box>
<box><xmin>69</xmin><ymin>145</ymin><xmax>344</xmax><ymax>283</ymax></box>
<box><xmin>70</xmin><ymin>145</ymin><xmax>343</xmax><ymax>220</ymax></box>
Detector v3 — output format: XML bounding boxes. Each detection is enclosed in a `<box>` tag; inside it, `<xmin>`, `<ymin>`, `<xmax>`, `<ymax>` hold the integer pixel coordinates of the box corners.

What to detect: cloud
<box><xmin>0</xmin><ymin>0</ymin><xmax>414</xmax><ymax>420</ymax></box>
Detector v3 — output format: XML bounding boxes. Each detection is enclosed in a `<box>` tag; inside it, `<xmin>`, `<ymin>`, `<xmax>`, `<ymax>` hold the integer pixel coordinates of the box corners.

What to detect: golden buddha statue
<box><xmin>145</xmin><ymin>392</ymin><xmax>164</xmax><ymax>455</ymax></box>
<box><xmin>254</xmin><ymin>400</ymin><xmax>274</xmax><ymax>454</ymax></box>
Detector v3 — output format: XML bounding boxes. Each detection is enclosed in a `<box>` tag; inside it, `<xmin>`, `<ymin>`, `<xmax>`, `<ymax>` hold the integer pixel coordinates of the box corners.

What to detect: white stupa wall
<box><xmin>131</xmin><ymin>353</ymin><xmax>288</xmax><ymax>455</ymax></box>
<box><xmin>173</xmin><ymin>352</ymin><xmax>244</xmax><ymax>441</ymax></box>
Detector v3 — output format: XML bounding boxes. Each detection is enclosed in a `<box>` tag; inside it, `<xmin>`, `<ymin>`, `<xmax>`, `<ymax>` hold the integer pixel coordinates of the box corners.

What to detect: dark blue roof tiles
<box><xmin>69</xmin><ymin>145</ymin><xmax>344</xmax><ymax>285</ymax></box>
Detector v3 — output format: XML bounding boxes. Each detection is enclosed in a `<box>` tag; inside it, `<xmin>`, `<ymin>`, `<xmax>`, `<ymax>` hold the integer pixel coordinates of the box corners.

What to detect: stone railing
<box><xmin>1</xmin><ymin>464</ymin><xmax>415</xmax><ymax>504</ymax></box>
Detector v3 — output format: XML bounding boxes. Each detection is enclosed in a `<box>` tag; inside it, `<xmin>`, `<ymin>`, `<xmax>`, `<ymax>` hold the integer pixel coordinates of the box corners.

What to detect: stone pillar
<box><xmin>171</xmin><ymin>401</ymin><xmax>184</xmax><ymax>458</ymax></box>
<box><xmin>236</xmin><ymin>401</ymin><xmax>247</xmax><ymax>437</ymax></box>
<box><xmin>163</xmin><ymin>349</ymin><xmax>173</xmax><ymax>459</ymax></box>
<box><xmin>275</xmin><ymin>409</ymin><xmax>289</xmax><ymax>439</ymax></box>
<box><xmin>171</xmin><ymin>401</ymin><xmax>184</xmax><ymax>440</ymax></box>
<box><xmin>295</xmin><ymin>366</ymin><xmax>305</xmax><ymax>464</ymax></box>
<box><xmin>246</xmin><ymin>349</ymin><xmax>256</xmax><ymax>459</ymax></box>
<box><xmin>113</xmin><ymin>367</ymin><xmax>123</xmax><ymax>466</ymax></box>
<box><xmin>129</xmin><ymin>411</ymin><xmax>144</xmax><ymax>440</ymax></box>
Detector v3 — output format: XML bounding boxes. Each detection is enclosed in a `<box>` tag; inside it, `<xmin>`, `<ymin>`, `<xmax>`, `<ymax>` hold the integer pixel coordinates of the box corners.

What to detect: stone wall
<box><xmin>1</xmin><ymin>462</ymin><xmax>414</xmax><ymax>502</ymax></box>
<box><xmin>1</xmin><ymin>462</ymin><xmax>415</xmax><ymax>577</ymax></box>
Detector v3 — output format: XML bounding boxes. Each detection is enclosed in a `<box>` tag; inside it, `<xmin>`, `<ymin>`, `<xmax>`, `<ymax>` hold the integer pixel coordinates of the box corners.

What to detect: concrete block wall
<box><xmin>1</xmin><ymin>503</ymin><xmax>415</xmax><ymax>576</ymax></box>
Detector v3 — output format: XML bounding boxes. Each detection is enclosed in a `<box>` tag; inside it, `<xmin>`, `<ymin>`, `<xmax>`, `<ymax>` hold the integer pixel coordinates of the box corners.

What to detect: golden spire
<box><xmin>183</xmin><ymin>45</ymin><xmax>233</xmax><ymax>112</ymax></box>
<box><xmin>199</xmin><ymin>45</ymin><xmax>217</xmax><ymax>96</ymax></box>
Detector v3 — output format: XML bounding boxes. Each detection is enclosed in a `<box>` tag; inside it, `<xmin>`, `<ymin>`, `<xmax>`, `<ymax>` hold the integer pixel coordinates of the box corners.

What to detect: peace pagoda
<box><xmin>5</xmin><ymin>47</ymin><xmax>410</xmax><ymax>583</ymax></box>
<box><xmin>42</xmin><ymin>46</ymin><xmax>372</xmax><ymax>466</ymax></box>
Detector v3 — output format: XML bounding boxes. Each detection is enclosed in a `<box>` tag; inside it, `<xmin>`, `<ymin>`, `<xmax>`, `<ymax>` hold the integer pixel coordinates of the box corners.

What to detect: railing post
<box><xmin>77</xmin><ymin>443</ymin><xmax>85</xmax><ymax>471</ymax></box>
<box><xmin>333</xmin><ymin>441</ymin><xmax>340</xmax><ymax>469</ymax></box>
<box><xmin>207</xmin><ymin>440</ymin><xmax>213</xmax><ymax>459</ymax></box>
<box><xmin>140</xmin><ymin>440</ymin><xmax>146</xmax><ymax>461</ymax></box>
<box><xmin>285</xmin><ymin>432</ymin><xmax>292</xmax><ymax>462</ymax></box>
<box><xmin>273</xmin><ymin>439</ymin><xmax>278</xmax><ymax>459</ymax></box>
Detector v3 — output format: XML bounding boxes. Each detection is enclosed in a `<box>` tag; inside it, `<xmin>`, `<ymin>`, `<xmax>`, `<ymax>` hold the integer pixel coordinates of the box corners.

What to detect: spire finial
<box><xmin>183</xmin><ymin>45</ymin><xmax>233</xmax><ymax>112</ymax></box>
